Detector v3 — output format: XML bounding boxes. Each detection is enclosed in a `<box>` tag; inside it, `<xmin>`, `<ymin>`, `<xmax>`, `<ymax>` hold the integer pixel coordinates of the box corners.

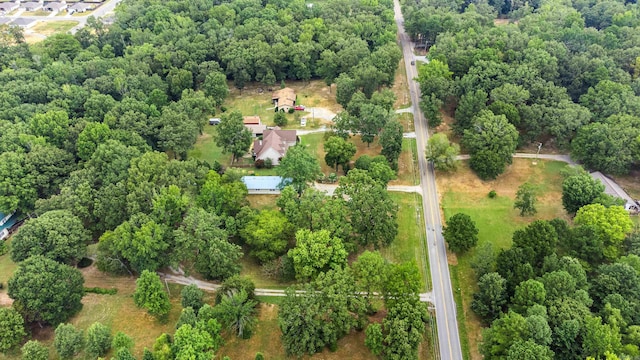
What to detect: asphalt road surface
<box><xmin>393</xmin><ymin>1</ymin><xmax>464</xmax><ymax>359</ymax></box>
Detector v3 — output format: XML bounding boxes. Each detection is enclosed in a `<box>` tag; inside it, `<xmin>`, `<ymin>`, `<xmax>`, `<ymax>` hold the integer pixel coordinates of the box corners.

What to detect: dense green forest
<box><xmin>406</xmin><ymin>0</ymin><xmax>640</xmax><ymax>179</ymax></box>
<box><xmin>0</xmin><ymin>0</ymin><xmax>433</xmax><ymax>359</ymax></box>
<box><xmin>404</xmin><ymin>0</ymin><xmax>640</xmax><ymax>358</ymax></box>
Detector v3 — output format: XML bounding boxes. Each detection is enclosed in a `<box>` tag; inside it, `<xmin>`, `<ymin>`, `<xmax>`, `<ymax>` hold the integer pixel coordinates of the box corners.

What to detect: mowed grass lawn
<box><xmin>437</xmin><ymin>158</ymin><xmax>570</xmax><ymax>360</ymax></box>
<box><xmin>31</xmin><ymin>20</ymin><xmax>79</xmax><ymax>35</ymax></box>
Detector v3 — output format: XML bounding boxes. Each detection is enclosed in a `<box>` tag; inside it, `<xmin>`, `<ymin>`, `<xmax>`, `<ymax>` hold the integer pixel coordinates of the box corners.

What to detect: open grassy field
<box><xmin>0</xmin><ymin>261</ymin><xmax>185</xmax><ymax>360</ymax></box>
<box><xmin>225</xmin><ymin>80</ymin><xmax>341</xmax><ymax>129</ymax></box>
<box><xmin>188</xmin><ymin>124</ymin><xmax>233</xmax><ymax>166</ymax></box>
<box><xmin>31</xmin><ymin>20</ymin><xmax>79</xmax><ymax>35</ymax></box>
<box><xmin>300</xmin><ymin>133</ymin><xmax>384</xmax><ymax>175</ymax></box>
<box><xmin>437</xmin><ymin>158</ymin><xmax>570</xmax><ymax>360</ymax></box>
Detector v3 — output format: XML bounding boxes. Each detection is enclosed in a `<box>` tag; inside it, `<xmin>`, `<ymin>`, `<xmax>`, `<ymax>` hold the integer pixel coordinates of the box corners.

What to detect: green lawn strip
<box><xmin>450</xmin><ymin>265</ymin><xmax>472</xmax><ymax>360</ymax></box>
<box><xmin>255</xmin><ymin>295</ymin><xmax>284</xmax><ymax>305</ymax></box>
<box><xmin>381</xmin><ymin>193</ymin><xmax>430</xmax><ymax>292</ymax></box>
<box><xmin>393</xmin><ymin>138</ymin><xmax>419</xmax><ymax>186</ymax></box>
<box><xmin>0</xmin><ymin>242</ymin><xmax>18</xmax><ymax>288</ymax></box>
<box><xmin>188</xmin><ymin>125</ymin><xmax>232</xmax><ymax>166</ymax></box>
<box><xmin>397</xmin><ymin>112</ymin><xmax>415</xmax><ymax>132</ymax></box>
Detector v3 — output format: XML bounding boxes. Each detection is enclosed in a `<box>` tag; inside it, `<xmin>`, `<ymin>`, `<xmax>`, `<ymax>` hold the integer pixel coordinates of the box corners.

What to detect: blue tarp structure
<box><xmin>241</xmin><ymin>176</ymin><xmax>291</xmax><ymax>192</ymax></box>
<box><xmin>0</xmin><ymin>212</ymin><xmax>16</xmax><ymax>232</ymax></box>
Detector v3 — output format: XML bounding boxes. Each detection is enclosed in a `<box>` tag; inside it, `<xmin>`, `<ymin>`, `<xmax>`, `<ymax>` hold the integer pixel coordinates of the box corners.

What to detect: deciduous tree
<box><xmin>0</xmin><ymin>307</ymin><xmax>26</xmax><ymax>353</ymax></box>
<box><xmin>472</xmin><ymin>272</ymin><xmax>507</xmax><ymax>322</ymax></box>
<box><xmin>21</xmin><ymin>341</ymin><xmax>48</xmax><ymax>360</ymax></box>
<box><xmin>514</xmin><ymin>182</ymin><xmax>537</xmax><ymax>216</ymax></box>
<box><xmin>134</xmin><ymin>270</ymin><xmax>171</xmax><ymax>321</ymax></box>
<box><xmin>276</xmin><ymin>144</ymin><xmax>322</xmax><ymax>195</ymax></box>
<box><xmin>462</xmin><ymin>110</ymin><xmax>518</xmax><ymax>180</ymax></box>
<box><xmin>11</xmin><ymin>210</ymin><xmax>89</xmax><ymax>265</ymax></box>
<box><xmin>54</xmin><ymin>323</ymin><xmax>84</xmax><ymax>360</ymax></box>
<box><xmin>288</xmin><ymin>229</ymin><xmax>348</xmax><ymax>281</ymax></box>
<box><xmin>86</xmin><ymin>322</ymin><xmax>112</xmax><ymax>359</ymax></box>
<box><xmin>215</xmin><ymin>110</ymin><xmax>252</xmax><ymax>164</ymax></box>
<box><xmin>241</xmin><ymin>209</ymin><xmax>294</xmax><ymax>263</ymax></box>
<box><xmin>323</xmin><ymin>136</ymin><xmax>356</xmax><ymax>173</ymax></box>
<box><xmin>443</xmin><ymin>213</ymin><xmax>479</xmax><ymax>254</ymax></box>
<box><xmin>426</xmin><ymin>133</ymin><xmax>460</xmax><ymax>172</ymax></box>
<box><xmin>8</xmin><ymin>256</ymin><xmax>84</xmax><ymax>325</ymax></box>
<box><xmin>562</xmin><ymin>173</ymin><xmax>605</xmax><ymax>214</ymax></box>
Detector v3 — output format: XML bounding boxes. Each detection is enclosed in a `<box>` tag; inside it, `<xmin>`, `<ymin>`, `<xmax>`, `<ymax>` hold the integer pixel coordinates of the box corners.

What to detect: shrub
<box><xmin>274</xmin><ymin>112</ymin><xmax>288</xmax><ymax>127</ymax></box>
<box><xmin>488</xmin><ymin>190</ymin><xmax>497</xmax><ymax>198</ymax></box>
<box><xmin>220</xmin><ymin>105</ymin><xmax>227</xmax><ymax>112</ymax></box>
<box><xmin>180</xmin><ymin>284</ymin><xmax>204</xmax><ymax>312</ymax></box>
<box><xmin>255</xmin><ymin>159</ymin><xmax>265</xmax><ymax>169</ymax></box>
<box><xmin>288</xmin><ymin>108</ymin><xmax>295</xmax><ymax>114</ymax></box>
<box><xmin>84</xmin><ymin>287</ymin><xmax>118</xmax><ymax>295</ymax></box>
<box><xmin>264</xmin><ymin>158</ymin><xmax>273</xmax><ymax>169</ymax></box>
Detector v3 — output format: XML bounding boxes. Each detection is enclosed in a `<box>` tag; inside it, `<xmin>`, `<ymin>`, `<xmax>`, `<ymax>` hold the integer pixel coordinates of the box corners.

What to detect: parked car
<box><xmin>411</xmin><ymin>60</ymin><xmax>415</xmax><ymax>65</ymax></box>
<box><xmin>294</xmin><ymin>105</ymin><xmax>305</xmax><ymax>111</ymax></box>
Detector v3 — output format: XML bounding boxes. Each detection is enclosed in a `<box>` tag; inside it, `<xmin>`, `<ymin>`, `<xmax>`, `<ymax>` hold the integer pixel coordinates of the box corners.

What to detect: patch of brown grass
<box><xmin>392</xmin><ymin>59</ymin><xmax>411</xmax><ymax>109</ymax></box>
<box><xmin>611</xmin><ymin>171</ymin><xmax>640</xmax><ymax>199</ymax></box>
<box><xmin>246</xmin><ymin>195</ymin><xmax>279</xmax><ymax>210</ymax></box>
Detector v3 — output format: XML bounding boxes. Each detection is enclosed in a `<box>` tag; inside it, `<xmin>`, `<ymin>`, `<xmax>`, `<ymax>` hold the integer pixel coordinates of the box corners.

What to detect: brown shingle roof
<box><xmin>272</xmin><ymin>87</ymin><xmax>296</xmax><ymax>108</ymax></box>
<box><xmin>253</xmin><ymin>129</ymin><xmax>297</xmax><ymax>157</ymax></box>
<box><xmin>243</xmin><ymin>116</ymin><xmax>261</xmax><ymax>125</ymax></box>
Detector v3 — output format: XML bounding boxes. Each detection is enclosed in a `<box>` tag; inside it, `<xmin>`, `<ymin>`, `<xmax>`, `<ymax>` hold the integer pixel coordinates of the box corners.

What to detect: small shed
<box><xmin>241</xmin><ymin>176</ymin><xmax>291</xmax><ymax>194</ymax></box>
<box><xmin>209</xmin><ymin>118</ymin><xmax>221</xmax><ymax>125</ymax></box>
<box><xmin>590</xmin><ymin>171</ymin><xmax>640</xmax><ymax>212</ymax></box>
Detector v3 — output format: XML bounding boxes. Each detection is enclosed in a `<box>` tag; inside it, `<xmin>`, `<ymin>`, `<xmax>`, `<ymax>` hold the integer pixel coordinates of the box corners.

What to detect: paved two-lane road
<box><xmin>393</xmin><ymin>1</ymin><xmax>464</xmax><ymax>359</ymax></box>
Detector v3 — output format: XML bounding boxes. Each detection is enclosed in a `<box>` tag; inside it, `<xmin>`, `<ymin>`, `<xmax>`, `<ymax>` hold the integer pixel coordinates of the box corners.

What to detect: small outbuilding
<box><xmin>243</xmin><ymin>116</ymin><xmax>266</xmax><ymax>137</ymax></box>
<box><xmin>241</xmin><ymin>176</ymin><xmax>291</xmax><ymax>194</ymax></box>
<box><xmin>209</xmin><ymin>118</ymin><xmax>221</xmax><ymax>125</ymax></box>
<box><xmin>590</xmin><ymin>171</ymin><xmax>640</xmax><ymax>213</ymax></box>
<box><xmin>272</xmin><ymin>87</ymin><xmax>296</xmax><ymax>112</ymax></box>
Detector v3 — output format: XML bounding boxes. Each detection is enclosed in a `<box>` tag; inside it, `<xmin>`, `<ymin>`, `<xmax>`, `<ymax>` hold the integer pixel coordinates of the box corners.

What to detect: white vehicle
<box><xmin>300</xmin><ymin>118</ymin><xmax>307</xmax><ymax>127</ymax></box>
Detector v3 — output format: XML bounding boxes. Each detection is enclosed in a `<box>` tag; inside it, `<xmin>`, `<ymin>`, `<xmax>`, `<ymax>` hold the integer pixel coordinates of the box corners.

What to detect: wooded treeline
<box><xmin>404</xmin><ymin>0</ymin><xmax>640</xmax><ymax>179</ymax></box>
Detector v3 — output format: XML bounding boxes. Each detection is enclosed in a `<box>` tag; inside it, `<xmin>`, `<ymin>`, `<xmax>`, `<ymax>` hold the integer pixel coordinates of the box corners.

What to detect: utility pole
<box><xmin>533</xmin><ymin>142</ymin><xmax>542</xmax><ymax>165</ymax></box>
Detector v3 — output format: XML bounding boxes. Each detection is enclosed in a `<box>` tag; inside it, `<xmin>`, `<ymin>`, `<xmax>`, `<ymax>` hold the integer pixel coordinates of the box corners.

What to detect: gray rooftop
<box><xmin>241</xmin><ymin>176</ymin><xmax>291</xmax><ymax>191</ymax></box>
<box><xmin>11</xmin><ymin>18</ymin><xmax>36</xmax><ymax>26</ymax></box>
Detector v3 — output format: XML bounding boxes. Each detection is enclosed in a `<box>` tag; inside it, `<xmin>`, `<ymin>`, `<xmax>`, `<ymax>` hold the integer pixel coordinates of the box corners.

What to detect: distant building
<box><xmin>0</xmin><ymin>2</ymin><xmax>20</xmax><ymax>13</ymax></box>
<box><xmin>20</xmin><ymin>1</ymin><xmax>44</xmax><ymax>11</ymax></box>
<box><xmin>241</xmin><ymin>176</ymin><xmax>291</xmax><ymax>194</ymax></box>
<box><xmin>44</xmin><ymin>1</ymin><xmax>68</xmax><ymax>12</ymax></box>
<box><xmin>68</xmin><ymin>2</ymin><xmax>94</xmax><ymax>14</ymax></box>
<box><xmin>252</xmin><ymin>129</ymin><xmax>298</xmax><ymax>166</ymax></box>
<box><xmin>11</xmin><ymin>17</ymin><xmax>37</xmax><ymax>28</ymax></box>
<box><xmin>590</xmin><ymin>171</ymin><xmax>640</xmax><ymax>212</ymax></box>
<box><xmin>272</xmin><ymin>87</ymin><xmax>296</xmax><ymax>112</ymax></box>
